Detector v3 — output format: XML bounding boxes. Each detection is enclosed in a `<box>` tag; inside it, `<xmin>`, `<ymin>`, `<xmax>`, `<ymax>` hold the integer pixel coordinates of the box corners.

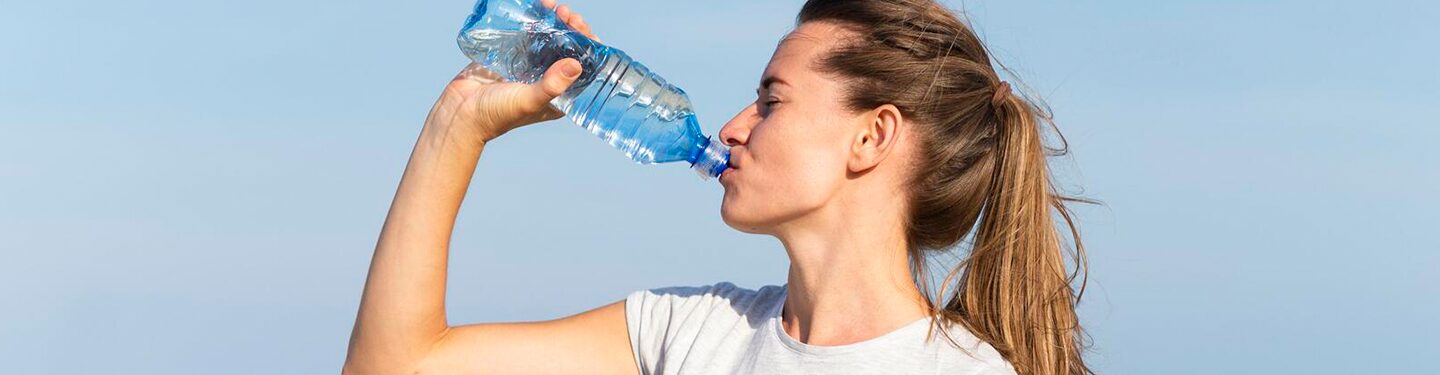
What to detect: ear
<box><xmin>848</xmin><ymin>104</ymin><xmax>902</xmax><ymax>173</ymax></box>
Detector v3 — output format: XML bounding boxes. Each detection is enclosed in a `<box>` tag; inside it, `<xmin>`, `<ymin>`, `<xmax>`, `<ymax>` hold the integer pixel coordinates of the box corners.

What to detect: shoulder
<box><xmin>625</xmin><ymin>282</ymin><xmax>782</xmax><ymax>321</ymax></box>
<box><xmin>624</xmin><ymin>282</ymin><xmax>783</xmax><ymax>374</ymax></box>
<box><xmin>927</xmin><ymin>320</ymin><xmax>1018</xmax><ymax>375</ymax></box>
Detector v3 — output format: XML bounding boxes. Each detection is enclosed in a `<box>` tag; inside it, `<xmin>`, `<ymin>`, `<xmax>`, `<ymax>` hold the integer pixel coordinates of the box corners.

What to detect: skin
<box><xmin>342</xmin><ymin>3</ymin><xmax>928</xmax><ymax>374</ymax></box>
<box><xmin>717</xmin><ymin>21</ymin><xmax>931</xmax><ymax>345</ymax></box>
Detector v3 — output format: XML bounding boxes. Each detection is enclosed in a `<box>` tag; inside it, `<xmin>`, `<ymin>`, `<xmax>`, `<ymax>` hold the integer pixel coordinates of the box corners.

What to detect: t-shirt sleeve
<box><xmin>623</xmin><ymin>282</ymin><xmax>748</xmax><ymax>375</ymax></box>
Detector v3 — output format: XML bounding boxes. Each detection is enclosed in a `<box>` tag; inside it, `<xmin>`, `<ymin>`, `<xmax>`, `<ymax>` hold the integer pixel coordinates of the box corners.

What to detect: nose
<box><xmin>718</xmin><ymin>103</ymin><xmax>758</xmax><ymax>147</ymax></box>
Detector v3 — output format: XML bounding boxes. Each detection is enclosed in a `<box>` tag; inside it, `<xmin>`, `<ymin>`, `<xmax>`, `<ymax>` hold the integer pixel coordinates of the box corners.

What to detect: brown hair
<box><xmin>797</xmin><ymin>1</ymin><xmax>1096</xmax><ymax>374</ymax></box>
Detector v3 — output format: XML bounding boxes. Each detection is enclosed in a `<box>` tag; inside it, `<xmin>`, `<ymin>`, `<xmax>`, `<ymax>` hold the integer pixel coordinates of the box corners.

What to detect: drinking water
<box><xmin>457</xmin><ymin>0</ymin><xmax>730</xmax><ymax>178</ymax></box>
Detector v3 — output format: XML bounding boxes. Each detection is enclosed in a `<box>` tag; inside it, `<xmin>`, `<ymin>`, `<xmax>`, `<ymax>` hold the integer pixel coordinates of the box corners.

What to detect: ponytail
<box><xmin>933</xmin><ymin>82</ymin><xmax>1093</xmax><ymax>375</ymax></box>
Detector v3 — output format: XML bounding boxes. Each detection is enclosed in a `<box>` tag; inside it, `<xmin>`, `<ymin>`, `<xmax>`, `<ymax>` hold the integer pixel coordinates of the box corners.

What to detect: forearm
<box><xmin>345</xmin><ymin>119</ymin><xmax>486</xmax><ymax>373</ymax></box>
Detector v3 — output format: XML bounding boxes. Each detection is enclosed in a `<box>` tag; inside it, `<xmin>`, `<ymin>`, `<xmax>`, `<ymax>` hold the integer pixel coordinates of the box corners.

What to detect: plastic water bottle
<box><xmin>457</xmin><ymin>0</ymin><xmax>729</xmax><ymax>179</ymax></box>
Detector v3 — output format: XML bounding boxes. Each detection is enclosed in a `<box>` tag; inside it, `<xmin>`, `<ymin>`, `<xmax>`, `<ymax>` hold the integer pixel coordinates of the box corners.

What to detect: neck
<box><xmin>773</xmin><ymin>193</ymin><xmax>931</xmax><ymax>346</ymax></box>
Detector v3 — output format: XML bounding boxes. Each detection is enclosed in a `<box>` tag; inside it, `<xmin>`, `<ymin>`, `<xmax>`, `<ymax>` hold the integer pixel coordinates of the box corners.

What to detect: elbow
<box><xmin>340</xmin><ymin>344</ymin><xmax>366</xmax><ymax>375</ymax></box>
<box><xmin>340</xmin><ymin>356</ymin><xmax>388</xmax><ymax>375</ymax></box>
<box><xmin>340</xmin><ymin>359</ymin><xmax>365</xmax><ymax>375</ymax></box>
<box><xmin>343</xmin><ymin>330</ymin><xmax>446</xmax><ymax>375</ymax></box>
<box><xmin>342</xmin><ymin>355</ymin><xmax>424</xmax><ymax>375</ymax></box>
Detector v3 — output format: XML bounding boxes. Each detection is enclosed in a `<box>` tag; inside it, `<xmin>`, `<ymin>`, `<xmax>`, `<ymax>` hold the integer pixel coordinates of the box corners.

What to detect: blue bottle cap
<box><xmin>691</xmin><ymin>137</ymin><xmax>730</xmax><ymax>180</ymax></box>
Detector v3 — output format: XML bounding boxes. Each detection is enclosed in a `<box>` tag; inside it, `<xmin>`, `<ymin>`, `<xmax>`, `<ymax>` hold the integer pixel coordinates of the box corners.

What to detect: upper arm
<box><xmin>414</xmin><ymin>300</ymin><xmax>640</xmax><ymax>375</ymax></box>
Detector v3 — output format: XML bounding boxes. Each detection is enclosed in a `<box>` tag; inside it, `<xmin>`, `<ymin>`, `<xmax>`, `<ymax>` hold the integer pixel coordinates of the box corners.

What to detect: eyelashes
<box><xmin>757</xmin><ymin>97</ymin><xmax>781</xmax><ymax>116</ymax></box>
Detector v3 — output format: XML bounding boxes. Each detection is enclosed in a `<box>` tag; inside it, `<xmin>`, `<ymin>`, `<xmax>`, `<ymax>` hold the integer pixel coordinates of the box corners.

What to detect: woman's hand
<box><xmin>424</xmin><ymin>0</ymin><xmax>603</xmax><ymax>145</ymax></box>
<box><xmin>426</xmin><ymin>61</ymin><xmax>578</xmax><ymax>145</ymax></box>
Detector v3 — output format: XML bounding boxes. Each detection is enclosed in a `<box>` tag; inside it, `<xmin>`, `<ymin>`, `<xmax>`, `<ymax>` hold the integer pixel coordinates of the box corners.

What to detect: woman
<box><xmin>344</xmin><ymin>0</ymin><xmax>1093</xmax><ymax>374</ymax></box>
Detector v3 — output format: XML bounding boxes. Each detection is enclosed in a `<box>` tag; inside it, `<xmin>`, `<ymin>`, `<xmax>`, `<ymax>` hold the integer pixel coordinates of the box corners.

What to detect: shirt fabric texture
<box><xmin>624</xmin><ymin>282</ymin><xmax>1017</xmax><ymax>374</ymax></box>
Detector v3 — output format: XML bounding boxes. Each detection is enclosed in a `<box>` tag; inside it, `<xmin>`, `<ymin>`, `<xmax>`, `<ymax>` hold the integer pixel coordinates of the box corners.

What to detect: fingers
<box><xmin>521</xmin><ymin>58</ymin><xmax>582</xmax><ymax>112</ymax></box>
<box><xmin>555</xmin><ymin>4</ymin><xmax>572</xmax><ymax>23</ymax></box>
<box><xmin>546</xmin><ymin>2</ymin><xmax>601</xmax><ymax>42</ymax></box>
<box><xmin>571</xmin><ymin>15</ymin><xmax>595</xmax><ymax>40</ymax></box>
<box><xmin>454</xmin><ymin>62</ymin><xmax>502</xmax><ymax>84</ymax></box>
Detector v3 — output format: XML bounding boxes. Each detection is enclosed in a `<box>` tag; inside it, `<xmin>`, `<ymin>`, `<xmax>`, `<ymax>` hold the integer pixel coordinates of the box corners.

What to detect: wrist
<box><xmin>419</xmin><ymin>118</ymin><xmax>488</xmax><ymax>155</ymax></box>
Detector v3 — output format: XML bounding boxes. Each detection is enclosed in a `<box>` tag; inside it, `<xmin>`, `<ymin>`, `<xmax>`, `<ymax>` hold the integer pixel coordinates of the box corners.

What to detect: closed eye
<box><xmin>758</xmin><ymin>97</ymin><xmax>781</xmax><ymax>116</ymax></box>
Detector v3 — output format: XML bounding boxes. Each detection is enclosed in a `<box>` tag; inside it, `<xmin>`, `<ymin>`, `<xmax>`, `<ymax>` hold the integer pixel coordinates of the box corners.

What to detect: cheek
<box><xmin>720</xmin><ymin>114</ymin><xmax>848</xmax><ymax>228</ymax></box>
<box><xmin>723</xmin><ymin>171</ymin><xmax>832</xmax><ymax>232</ymax></box>
<box><xmin>760</xmin><ymin>112</ymin><xmax>851</xmax><ymax>191</ymax></box>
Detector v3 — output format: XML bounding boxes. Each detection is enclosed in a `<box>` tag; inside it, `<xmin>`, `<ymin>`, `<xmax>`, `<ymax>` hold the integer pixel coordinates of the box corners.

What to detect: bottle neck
<box><xmin>689</xmin><ymin>136</ymin><xmax>730</xmax><ymax>179</ymax></box>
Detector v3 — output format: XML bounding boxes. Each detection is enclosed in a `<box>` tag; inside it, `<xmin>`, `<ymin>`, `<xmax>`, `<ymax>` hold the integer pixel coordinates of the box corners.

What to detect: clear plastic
<box><xmin>457</xmin><ymin>0</ymin><xmax>729</xmax><ymax>179</ymax></box>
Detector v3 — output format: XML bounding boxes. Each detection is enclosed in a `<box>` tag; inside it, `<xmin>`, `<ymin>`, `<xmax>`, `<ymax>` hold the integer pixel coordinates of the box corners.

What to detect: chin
<box><xmin>720</xmin><ymin>199</ymin><xmax>772</xmax><ymax>234</ymax></box>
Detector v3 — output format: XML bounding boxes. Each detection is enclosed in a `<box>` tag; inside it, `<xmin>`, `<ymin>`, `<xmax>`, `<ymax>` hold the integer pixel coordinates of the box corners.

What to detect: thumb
<box><xmin>526</xmin><ymin>58</ymin><xmax>583</xmax><ymax>107</ymax></box>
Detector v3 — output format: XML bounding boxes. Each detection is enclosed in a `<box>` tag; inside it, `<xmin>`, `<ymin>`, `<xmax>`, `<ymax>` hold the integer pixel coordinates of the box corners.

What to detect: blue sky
<box><xmin>2</xmin><ymin>0</ymin><xmax>1436</xmax><ymax>373</ymax></box>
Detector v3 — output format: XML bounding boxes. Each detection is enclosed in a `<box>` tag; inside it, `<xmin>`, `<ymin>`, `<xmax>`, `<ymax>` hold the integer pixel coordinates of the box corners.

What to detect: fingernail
<box><xmin>562</xmin><ymin>63</ymin><xmax>581</xmax><ymax>78</ymax></box>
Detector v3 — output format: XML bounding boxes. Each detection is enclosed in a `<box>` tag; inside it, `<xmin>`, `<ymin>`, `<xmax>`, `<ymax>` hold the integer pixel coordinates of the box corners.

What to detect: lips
<box><xmin>719</xmin><ymin>147</ymin><xmax>743</xmax><ymax>183</ymax></box>
<box><xmin>719</xmin><ymin>161</ymin><xmax>737</xmax><ymax>183</ymax></box>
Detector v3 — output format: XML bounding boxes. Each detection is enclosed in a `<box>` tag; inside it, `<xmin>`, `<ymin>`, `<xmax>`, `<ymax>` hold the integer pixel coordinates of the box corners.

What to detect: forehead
<box><xmin>762</xmin><ymin>22</ymin><xmax>853</xmax><ymax>89</ymax></box>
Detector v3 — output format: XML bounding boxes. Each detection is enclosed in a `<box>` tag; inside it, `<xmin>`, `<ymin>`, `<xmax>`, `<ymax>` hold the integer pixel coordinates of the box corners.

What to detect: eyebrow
<box><xmin>759</xmin><ymin>75</ymin><xmax>789</xmax><ymax>93</ymax></box>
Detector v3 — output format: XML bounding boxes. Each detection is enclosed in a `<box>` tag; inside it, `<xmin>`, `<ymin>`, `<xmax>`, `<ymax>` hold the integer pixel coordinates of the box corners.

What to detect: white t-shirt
<box><xmin>624</xmin><ymin>282</ymin><xmax>1017</xmax><ymax>375</ymax></box>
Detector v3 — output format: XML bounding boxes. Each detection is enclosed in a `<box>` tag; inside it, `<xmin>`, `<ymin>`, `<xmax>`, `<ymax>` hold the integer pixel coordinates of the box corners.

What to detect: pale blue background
<box><xmin>2</xmin><ymin>0</ymin><xmax>1436</xmax><ymax>373</ymax></box>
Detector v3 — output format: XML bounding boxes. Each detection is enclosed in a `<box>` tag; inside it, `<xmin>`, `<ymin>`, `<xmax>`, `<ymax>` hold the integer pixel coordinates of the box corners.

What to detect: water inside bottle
<box><xmin>457</xmin><ymin>0</ymin><xmax>728</xmax><ymax>177</ymax></box>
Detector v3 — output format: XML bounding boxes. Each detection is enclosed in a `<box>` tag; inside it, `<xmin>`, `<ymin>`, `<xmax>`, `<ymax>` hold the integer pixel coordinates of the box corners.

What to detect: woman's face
<box><xmin>719</xmin><ymin>22</ymin><xmax>863</xmax><ymax>234</ymax></box>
